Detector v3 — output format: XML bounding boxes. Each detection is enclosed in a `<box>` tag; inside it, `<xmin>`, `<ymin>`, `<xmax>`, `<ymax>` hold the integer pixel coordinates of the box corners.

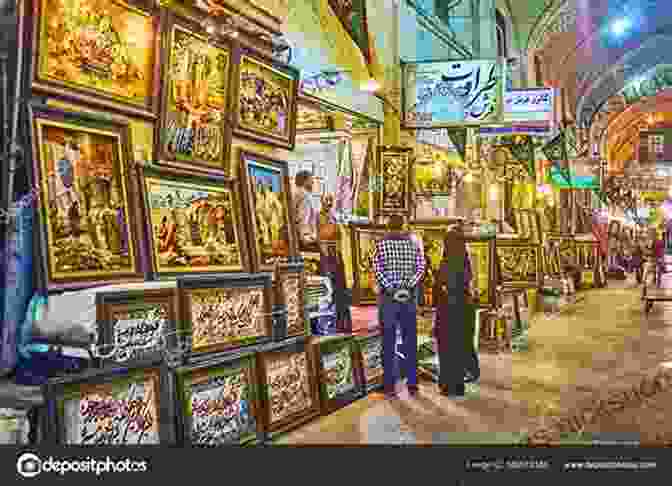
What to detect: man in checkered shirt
<box><xmin>373</xmin><ymin>215</ymin><xmax>426</xmax><ymax>399</ymax></box>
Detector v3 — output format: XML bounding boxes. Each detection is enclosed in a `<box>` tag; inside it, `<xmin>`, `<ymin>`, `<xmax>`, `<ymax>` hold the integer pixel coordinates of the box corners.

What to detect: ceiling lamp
<box><xmin>610</xmin><ymin>18</ymin><xmax>631</xmax><ymax>36</ymax></box>
<box><xmin>361</xmin><ymin>79</ymin><xmax>381</xmax><ymax>92</ymax></box>
<box><xmin>464</xmin><ymin>172</ymin><xmax>474</xmax><ymax>183</ymax></box>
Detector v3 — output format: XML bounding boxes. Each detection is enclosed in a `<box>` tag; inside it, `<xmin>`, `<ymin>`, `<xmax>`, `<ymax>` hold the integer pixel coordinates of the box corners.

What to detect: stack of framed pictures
<box><xmin>354</xmin><ymin>332</ymin><xmax>383</xmax><ymax>394</ymax></box>
<box><xmin>350</xmin><ymin>224</ymin><xmax>387</xmax><ymax>306</ymax></box>
<box><xmin>311</xmin><ymin>336</ymin><xmax>363</xmax><ymax>415</ymax></box>
<box><xmin>273</xmin><ymin>263</ymin><xmax>309</xmax><ymax>341</ymax></box>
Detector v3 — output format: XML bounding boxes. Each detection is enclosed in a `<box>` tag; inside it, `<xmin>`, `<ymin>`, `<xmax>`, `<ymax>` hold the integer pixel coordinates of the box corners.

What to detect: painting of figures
<box><xmin>31</xmin><ymin>106</ymin><xmax>142</xmax><ymax>290</ymax></box>
<box><xmin>33</xmin><ymin>0</ymin><xmax>158</xmax><ymax>116</ymax></box>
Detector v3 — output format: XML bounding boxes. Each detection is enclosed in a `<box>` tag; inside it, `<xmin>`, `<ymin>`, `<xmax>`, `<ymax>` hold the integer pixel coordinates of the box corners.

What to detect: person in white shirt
<box><xmin>293</xmin><ymin>170</ymin><xmax>319</xmax><ymax>251</ymax></box>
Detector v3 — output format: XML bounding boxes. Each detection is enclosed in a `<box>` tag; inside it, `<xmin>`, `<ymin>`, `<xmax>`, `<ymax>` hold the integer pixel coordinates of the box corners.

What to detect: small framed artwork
<box><xmin>296</xmin><ymin>97</ymin><xmax>333</xmax><ymax>132</ymax></box>
<box><xmin>239</xmin><ymin>151</ymin><xmax>298</xmax><ymax>272</ymax></box>
<box><xmin>28</xmin><ymin>0</ymin><xmax>161</xmax><ymax>119</ymax></box>
<box><xmin>465</xmin><ymin>237</ymin><xmax>497</xmax><ymax>308</ymax></box>
<box><xmin>312</xmin><ymin>336</ymin><xmax>362</xmax><ymax>415</ymax></box>
<box><xmin>175</xmin><ymin>352</ymin><xmax>262</xmax><ymax>445</ymax></box>
<box><xmin>43</xmin><ymin>363</ymin><xmax>175</xmax><ymax>444</ymax></box>
<box><xmin>495</xmin><ymin>241</ymin><xmax>542</xmax><ymax>288</ymax></box>
<box><xmin>301</xmin><ymin>251</ymin><xmax>322</xmax><ymax>278</ymax></box>
<box><xmin>28</xmin><ymin>103</ymin><xmax>145</xmax><ymax>292</ymax></box>
<box><xmin>178</xmin><ymin>274</ymin><xmax>274</xmax><ymax>357</ymax></box>
<box><xmin>351</xmin><ymin>225</ymin><xmax>388</xmax><ymax>305</ymax></box>
<box><xmin>256</xmin><ymin>336</ymin><xmax>320</xmax><ymax>438</ymax></box>
<box><xmin>274</xmin><ymin>263</ymin><xmax>308</xmax><ymax>339</ymax></box>
<box><xmin>95</xmin><ymin>288</ymin><xmax>179</xmax><ymax>367</ymax></box>
<box><xmin>377</xmin><ymin>146</ymin><xmax>413</xmax><ymax>216</ymax></box>
<box><xmin>524</xmin><ymin>210</ymin><xmax>542</xmax><ymax>244</ymax></box>
<box><xmin>608</xmin><ymin>220</ymin><xmax>621</xmax><ymax>238</ymax></box>
<box><xmin>354</xmin><ymin>332</ymin><xmax>383</xmax><ymax>393</ymax></box>
<box><xmin>156</xmin><ymin>13</ymin><xmax>233</xmax><ymax>174</ymax></box>
<box><xmin>230</xmin><ymin>49</ymin><xmax>299</xmax><ymax>150</ymax></box>
<box><xmin>139</xmin><ymin>166</ymin><xmax>251</xmax><ymax>278</ymax></box>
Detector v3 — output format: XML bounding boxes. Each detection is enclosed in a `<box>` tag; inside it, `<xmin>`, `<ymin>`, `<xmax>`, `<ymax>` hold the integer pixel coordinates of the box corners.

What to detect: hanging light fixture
<box><xmin>489</xmin><ymin>183</ymin><xmax>498</xmax><ymax>199</ymax></box>
<box><xmin>464</xmin><ymin>172</ymin><xmax>474</xmax><ymax>183</ymax></box>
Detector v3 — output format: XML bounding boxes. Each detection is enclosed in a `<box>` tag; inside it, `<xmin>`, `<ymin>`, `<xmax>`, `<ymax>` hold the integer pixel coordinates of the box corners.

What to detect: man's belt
<box><xmin>386</xmin><ymin>288</ymin><xmax>412</xmax><ymax>303</ymax></box>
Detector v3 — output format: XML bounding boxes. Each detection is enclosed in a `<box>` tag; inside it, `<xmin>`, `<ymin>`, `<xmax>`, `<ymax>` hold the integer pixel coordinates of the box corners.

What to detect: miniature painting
<box><xmin>466</xmin><ymin>240</ymin><xmax>494</xmax><ymax>307</ymax></box>
<box><xmin>277</xmin><ymin>271</ymin><xmax>307</xmax><ymax>338</ymax></box>
<box><xmin>158</xmin><ymin>20</ymin><xmax>232</xmax><ymax>171</ymax></box>
<box><xmin>233</xmin><ymin>54</ymin><xmax>299</xmax><ymax>149</ymax></box>
<box><xmin>378</xmin><ymin>147</ymin><xmax>412</xmax><ymax>215</ymax></box>
<box><xmin>316</xmin><ymin>338</ymin><xmax>360</xmax><ymax>413</ymax></box>
<box><xmin>31</xmin><ymin>106</ymin><xmax>142</xmax><ymax>289</ymax></box>
<box><xmin>142</xmin><ymin>170</ymin><xmax>249</xmax><ymax>277</ymax></box>
<box><xmin>35</xmin><ymin>0</ymin><xmax>158</xmax><ymax>116</ymax></box>
<box><xmin>358</xmin><ymin>335</ymin><xmax>383</xmax><ymax>392</ymax></box>
<box><xmin>351</xmin><ymin>227</ymin><xmax>387</xmax><ymax>305</ymax></box>
<box><xmin>496</xmin><ymin>244</ymin><xmax>541</xmax><ymax>287</ymax></box>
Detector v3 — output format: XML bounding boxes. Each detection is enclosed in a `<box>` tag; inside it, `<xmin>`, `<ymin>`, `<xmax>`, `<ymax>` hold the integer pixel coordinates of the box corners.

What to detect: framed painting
<box><xmin>178</xmin><ymin>274</ymin><xmax>274</xmax><ymax>357</ymax></box>
<box><xmin>231</xmin><ymin>49</ymin><xmax>299</xmax><ymax>149</ymax></box>
<box><xmin>547</xmin><ymin>234</ymin><xmax>576</xmax><ymax>268</ymax></box>
<box><xmin>408</xmin><ymin>225</ymin><xmax>445</xmax><ymax>308</ymax></box>
<box><xmin>156</xmin><ymin>14</ymin><xmax>233</xmax><ymax>174</ymax></box>
<box><xmin>175</xmin><ymin>352</ymin><xmax>262</xmax><ymax>445</ymax></box>
<box><xmin>576</xmin><ymin>242</ymin><xmax>598</xmax><ymax>270</ymax></box>
<box><xmin>43</xmin><ymin>363</ymin><xmax>175</xmax><ymax>444</ymax></box>
<box><xmin>524</xmin><ymin>210</ymin><xmax>542</xmax><ymax>244</ymax></box>
<box><xmin>296</xmin><ymin>98</ymin><xmax>332</xmax><ymax>132</ymax></box>
<box><xmin>465</xmin><ymin>237</ymin><xmax>496</xmax><ymax>308</ymax></box>
<box><xmin>543</xmin><ymin>242</ymin><xmax>563</xmax><ymax>277</ymax></box>
<box><xmin>239</xmin><ymin>151</ymin><xmax>298</xmax><ymax>272</ymax></box>
<box><xmin>495</xmin><ymin>242</ymin><xmax>542</xmax><ymax>288</ymax></box>
<box><xmin>608</xmin><ymin>220</ymin><xmax>621</xmax><ymax>238</ymax></box>
<box><xmin>354</xmin><ymin>332</ymin><xmax>383</xmax><ymax>393</ymax></box>
<box><xmin>274</xmin><ymin>263</ymin><xmax>308</xmax><ymax>339</ymax></box>
<box><xmin>312</xmin><ymin>336</ymin><xmax>362</xmax><ymax>415</ymax></box>
<box><xmin>377</xmin><ymin>146</ymin><xmax>413</xmax><ymax>216</ymax></box>
<box><xmin>28</xmin><ymin>0</ymin><xmax>160</xmax><ymax>118</ymax></box>
<box><xmin>95</xmin><ymin>288</ymin><xmax>179</xmax><ymax>367</ymax></box>
<box><xmin>351</xmin><ymin>225</ymin><xmax>388</xmax><ymax>305</ymax></box>
<box><xmin>28</xmin><ymin>104</ymin><xmax>144</xmax><ymax>291</ymax></box>
<box><xmin>256</xmin><ymin>336</ymin><xmax>320</xmax><ymax>438</ymax></box>
<box><xmin>301</xmin><ymin>251</ymin><xmax>321</xmax><ymax>278</ymax></box>
<box><xmin>139</xmin><ymin>166</ymin><xmax>250</xmax><ymax>278</ymax></box>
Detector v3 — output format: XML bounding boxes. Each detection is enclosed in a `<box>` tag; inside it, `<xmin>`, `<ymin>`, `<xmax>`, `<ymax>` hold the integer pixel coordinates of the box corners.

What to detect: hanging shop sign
<box><xmin>401</xmin><ymin>60</ymin><xmax>503</xmax><ymax>128</ymax></box>
<box><xmin>478</xmin><ymin>125</ymin><xmax>552</xmax><ymax>137</ymax></box>
<box><xmin>298</xmin><ymin>74</ymin><xmax>384</xmax><ymax>122</ymax></box>
<box><xmin>502</xmin><ymin>88</ymin><xmax>554</xmax><ymax>123</ymax></box>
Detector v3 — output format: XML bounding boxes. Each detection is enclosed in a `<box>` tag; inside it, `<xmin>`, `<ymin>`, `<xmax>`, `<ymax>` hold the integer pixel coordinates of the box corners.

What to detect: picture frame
<box><xmin>239</xmin><ymin>150</ymin><xmax>298</xmax><ymax>272</ymax></box>
<box><xmin>28</xmin><ymin>103</ymin><xmax>145</xmax><ymax>292</ymax></box>
<box><xmin>576</xmin><ymin>242</ymin><xmax>598</xmax><ymax>270</ymax></box>
<box><xmin>256</xmin><ymin>336</ymin><xmax>320</xmax><ymax>438</ymax></box>
<box><xmin>230</xmin><ymin>49</ymin><xmax>299</xmax><ymax>150</ymax></box>
<box><xmin>178</xmin><ymin>274</ymin><xmax>274</xmax><ymax>357</ymax></box>
<box><xmin>377</xmin><ymin>146</ymin><xmax>413</xmax><ymax>216</ymax></box>
<box><xmin>95</xmin><ymin>288</ymin><xmax>179</xmax><ymax>367</ymax></box>
<box><xmin>547</xmin><ymin>233</ymin><xmax>577</xmax><ymax>268</ymax></box>
<box><xmin>495</xmin><ymin>241</ymin><xmax>542</xmax><ymax>288</ymax></box>
<box><xmin>312</xmin><ymin>335</ymin><xmax>362</xmax><ymax>415</ymax></box>
<box><xmin>608</xmin><ymin>220</ymin><xmax>621</xmax><ymax>238</ymax></box>
<box><xmin>274</xmin><ymin>263</ymin><xmax>309</xmax><ymax>339</ymax></box>
<box><xmin>27</xmin><ymin>0</ymin><xmax>161</xmax><ymax>119</ymax></box>
<box><xmin>155</xmin><ymin>13</ymin><xmax>234</xmax><ymax>174</ymax></box>
<box><xmin>43</xmin><ymin>363</ymin><xmax>175</xmax><ymax>444</ymax></box>
<box><xmin>300</xmin><ymin>251</ymin><xmax>322</xmax><ymax>278</ymax></box>
<box><xmin>296</xmin><ymin>97</ymin><xmax>333</xmax><ymax>132</ymax></box>
<box><xmin>354</xmin><ymin>332</ymin><xmax>383</xmax><ymax>393</ymax></box>
<box><xmin>465</xmin><ymin>237</ymin><xmax>497</xmax><ymax>308</ymax></box>
<box><xmin>174</xmin><ymin>352</ymin><xmax>263</xmax><ymax>445</ymax></box>
<box><xmin>523</xmin><ymin>209</ymin><xmax>542</xmax><ymax>244</ymax></box>
<box><xmin>139</xmin><ymin>165</ymin><xmax>251</xmax><ymax>278</ymax></box>
<box><xmin>350</xmin><ymin>225</ymin><xmax>388</xmax><ymax>305</ymax></box>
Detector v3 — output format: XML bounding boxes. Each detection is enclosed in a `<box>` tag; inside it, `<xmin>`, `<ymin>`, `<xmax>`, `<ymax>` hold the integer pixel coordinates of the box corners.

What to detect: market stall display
<box><xmin>354</xmin><ymin>331</ymin><xmax>383</xmax><ymax>394</ymax></box>
<box><xmin>311</xmin><ymin>335</ymin><xmax>362</xmax><ymax>414</ymax></box>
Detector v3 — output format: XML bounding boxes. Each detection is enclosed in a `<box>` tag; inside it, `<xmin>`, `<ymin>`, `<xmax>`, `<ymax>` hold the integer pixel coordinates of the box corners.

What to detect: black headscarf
<box><xmin>441</xmin><ymin>230</ymin><xmax>467</xmax><ymax>272</ymax></box>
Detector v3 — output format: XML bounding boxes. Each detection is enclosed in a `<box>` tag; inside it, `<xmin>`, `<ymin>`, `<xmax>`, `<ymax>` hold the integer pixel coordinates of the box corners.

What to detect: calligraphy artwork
<box><xmin>296</xmin><ymin>100</ymin><xmax>332</xmax><ymax>131</ymax></box>
<box><xmin>503</xmin><ymin>88</ymin><xmax>554</xmax><ymax>123</ymax></box>
<box><xmin>351</xmin><ymin>226</ymin><xmax>387</xmax><ymax>305</ymax></box>
<box><xmin>402</xmin><ymin>60</ymin><xmax>502</xmax><ymax>127</ymax></box>
<box><xmin>496</xmin><ymin>243</ymin><xmax>541</xmax><ymax>288</ymax></box>
<box><xmin>547</xmin><ymin>234</ymin><xmax>577</xmax><ymax>270</ymax></box>
<box><xmin>576</xmin><ymin>243</ymin><xmax>598</xmax><ymax>270</ymax></box>
<box><xmin>176</xmin><ymin>354</ymin><xmax>261</xmax><ymax>445</ymax></box>
<box><xmin>355</xmin><ymin>334</ymin><xmax>383</xmax><ymax>393</ymax></box>
<box><xmin>31</xmin><ymin>0</ymin><xmax>159</xmax><ymax>117</ymax></box>
<box><xmin>232</xmin><ymin>52</ymin><xmax>299</xmax><ymax>149</ymax></box>
<box><xmin>466</xmin><ymin>239</ymin><xmax>495</xmax><ymax>307</ymax></box>
<box><xmin>274</xmin><ymin>264</ymin><xmax>308</xmax><ymax>338</ymax></box>
<box><xmin>157</xmin><ymin>17</ymin><xmax>232</xmax><ymax>173</ymax></box>
<box><xmin>141</xmin><ymin>168</ymin><xmax>250</xmax><ymax>277</ymax></box>
<box><xmin>29</xmin><ymin>104</ymin><xmax>143</xmax><ymax>291</ymax></box>
<box><xmin>314</xmin><ymin>337</ymin><xmax>361</xmax><ymax>413</ymax></box>
<box><xmin>377</xmin><ymin>146</ymin><xmax>413</xmax><ymax>215</ymax></box>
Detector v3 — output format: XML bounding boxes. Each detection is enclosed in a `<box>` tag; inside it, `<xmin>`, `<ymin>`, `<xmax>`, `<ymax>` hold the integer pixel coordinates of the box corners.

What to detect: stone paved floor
<box><xmin>277</xmin><ymin>279</ymin><xmax>672</xmax><ymax>444</ymax></box>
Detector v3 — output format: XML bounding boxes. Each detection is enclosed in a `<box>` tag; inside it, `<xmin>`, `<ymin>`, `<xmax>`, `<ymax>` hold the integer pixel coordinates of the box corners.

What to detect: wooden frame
<box><xmin>495</xmin><ymin>241</ymin><xmax>542</xmax><ymax>288</ymax></box>
<box><xmin>354</xmin><ymin>332</ymin><xmax>383</xmax><ymax>393</ymax></box>
<box><xmin>350</xmin><ymin>224</ymin><xmax>388</xmax><ymax>306</ymax></box>
<box><xmin>300</xmin><ymin>251</ymin><xmax>322</xmax><ymax>278</ymax></box>
<box><xmin>274</xmin><ymin>263</ymin><xmax>309</xmax><ymax>339</ymax></box>
<box><xmin>377</xmin><ymin>146</ymin><xmax>413</xmax><ymax>216</ymax></box>
<box><xmin>26</xmin><ymin>0</ymin><xmax>161</xmax><ymax>119</ymax></box>
<box><xmin>239</xmin><ymin>150</ymin><xmax>298</xmax><ymax>272</ymax></box>
<box><xmin>174</xmin><ymin>352</ymin><xmax>263</xmax><ymax>445</ymax></box>
<box><xmin>547</xmin><ymin>233</ymin><xmax>577</xmax><ymax>269</ymax></box>
<box><xmin>296</xmin><ymin>97</ymin><xmax>333</xmax><ymax>132</ymax></box>
<box><xmin>608</xmin><ymin>220</ymin><xmax>621</xmax><ymax>238</ymax></box>
<box><xmin>95</xmin><ymin>288</ymin><xmax>179</xmax><ymax>367</ymax></box>
<box><xmin>139</xmin><ymin>165</ymin><xmax>251</xmax><ymax>278</ymax></box>
<box><xmin>230</xmin><ymin>48</ymin><xmax>299</xmax><ymax>150</ymax></box>
<box><xmin>178</xmin><ymin>274</ymin><xmax>274</xmax><ymax>357</ymax></box>
<box><xmin>524</xmin><ymin>210</ymin><xmax>542</xmax><ymax>245</ymax></box>
<box><xmin>312</xmin><ymin>336</ymin><xmax>362</xmax><ymax>415</ymax></box>
<box><xmin>465</xmin><ymin>237</ymin><xmax>497</xmax><ymax>308</ymax></box>
<box><xmin>576</xmin><ymin>242</ymin><xmax>598</xmax><ymax>270</ymax></box>
<box><xmin>256</xmin><ymin>336</ymin><xmax>320</xmax><ymax>439</ymax></box>
<box><xmin>28</xmin><ymin>103</ymin><xmax>145</xmax><ymax>292</ymax></box>
<box><xmin>43</xmin><ymin>363</ymin><xmax>175</xmax><ymax>444</ymax></box>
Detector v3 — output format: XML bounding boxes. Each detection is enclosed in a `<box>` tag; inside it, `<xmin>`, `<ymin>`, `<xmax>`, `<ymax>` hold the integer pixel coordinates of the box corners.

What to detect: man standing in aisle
<box><xmin>293</xmin><ymin>170</ymin><xmax>320</xmax><ymax>251</ymax></box>
<box><xmin>373</xmin><ymin>214</ymin><xmax>426</xmax><ymax>399</ymax></box>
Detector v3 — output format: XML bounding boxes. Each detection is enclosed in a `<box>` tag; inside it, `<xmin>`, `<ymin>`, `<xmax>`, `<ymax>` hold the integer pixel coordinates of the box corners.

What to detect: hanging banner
<box><xmin>502</xmin><ymin>88</ymin><xmax>554</xmax><ymax>123</ymax></box>
<box><xmin>402</xmin><ymin>60</ymin><xmax>503</xmax><ymax>128</ymax></box>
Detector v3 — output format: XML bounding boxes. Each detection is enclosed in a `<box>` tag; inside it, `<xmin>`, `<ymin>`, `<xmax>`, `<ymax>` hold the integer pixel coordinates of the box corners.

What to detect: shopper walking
<box><xmin>373</xmin><ymin>215</ymin><xmax>426</xmax><ymax>399</ymax></box>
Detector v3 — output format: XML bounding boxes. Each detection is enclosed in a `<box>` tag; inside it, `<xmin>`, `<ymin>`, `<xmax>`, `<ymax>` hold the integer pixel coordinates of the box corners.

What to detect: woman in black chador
<box><xmin>433</xmin><ymin>230</ymin><xmax>479</xmax><ymax>397</ymax></box>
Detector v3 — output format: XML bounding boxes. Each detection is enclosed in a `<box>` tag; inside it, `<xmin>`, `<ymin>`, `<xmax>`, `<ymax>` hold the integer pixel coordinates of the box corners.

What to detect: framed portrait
<box><xmin>27</xmin><ymin>0</ymin><xmax>160</xmax><ymax>119</ymax></box>
<box><xmin>174</xmin><ymin>352</ymin><xmax>262</xmax><ymax>445</ymax></box>
<box><xmin>43</xmin><ymin>363</ymin><xmax>175</xmax><ymax>444</ymax></box>
<box><xmin>274</xmin><ymin>263</ymin><xmax>308</xmax><ymax>339</ymax></box>
<box><xmin>465</xmin><ymin>237</ymin><xmax>496</xmax><ymax>308</ymax></box>
<box><xmin>377</xmin><ymin>146</ymin><xmax>413</xmax><ymax>216</ymax></box>
<box><xmin>239</xmin><ymin>151</ymin><xmax>298</xmax><ymax>272</ymax></box>
<box><xmin>495</xmin><ymin>241</ymin><xmax>542</xmax><ymax>288</ymax></box>
<box><xmin>354</xmin><ymin>332</ymin><xmax>383</xmax><ymax>393</ymax></box>
<box><xmin>28</xmin><ymin>104</ymin><xmax>144</xmax><ymax>292</ymax></box>
<box><xmin>312</xmin><ymin>335</ymin><xmax>362</xmax><ymax>415</ymax></box>
<box><xmin>256</xmin><ymin>336</ymin><xmax>320</xmax><ymax>438</ymax></box>
<box><xmin>231</xmin><ymin>50</ymin><xmax>299</xmax><ymax>149</ymax></box>
<box><xmin>351</xmin><ymin>225</ymin><xmax>388</xmax><ymax>306</ymax></box>
<box><xmin>178</xmin><ymin>274</ymin><xmax>274</xmax><ymax>357</ymax></box>
<box><xmin>156</xmin><ymin>14</ymin><xmax>233</xmax><ymax>174</ymax></box>
<box><xmin>95</xmin><ymin>288</ymin><xmax>179</xmax><ymax>367</ymax></box>
<box><xmin>139</xmin><ymin>166</ymin><xmax>250</xmax><ymax>278</ymax></box>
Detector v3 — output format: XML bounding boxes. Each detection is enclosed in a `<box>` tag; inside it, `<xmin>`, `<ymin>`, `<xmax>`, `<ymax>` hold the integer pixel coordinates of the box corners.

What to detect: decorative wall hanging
<box><xmin>95</xmin><ymin>288</ymin><xmax>179</xmax><ymax>367</ymax></box>
<box><xmin>576</xmin><ymin>242</ymin><xmax>598</xmax><ymax>270</ymax></box>
<box><xmin>296</xmin><ymin>99</ymin><xmax>332</xmax><ymax>131</ymax></box>
<box><xmin>495</xmin><ymin>242</ymin><xmax>542</xmax><ymax>288</ymax></box>
<box><xmin>175</xmin><ymin>352</ymin><xmax>262</xmax><ymax>445</ymax></box>
<box><xmin>377</xmin><ymin>146</ymin><xmax>413</xmax><ymax>216</ymax></box>
<box><xmin>608</xmin><ymin>220</ymin><xmax>621</xmax><ymax>238</ymax></box>
<box><xmin>239</xmin><ymin>151</ymin><xmax>297</xmax><ymax>271</ymax></box>
<box><xmin>312</xmin><ymin>335</ymin><xmax>362</xmax><ymax>415</ymax></box>
<box><xmin>231</xmin><ymin>50</ymin><xmax>299</xmax><ymax>149</ymax></box>
<box><xmin>273</xmin><ymin>263</ymin><xmax>308</xmax><ymax>339</ymax></box>
<box><xmin>156</xmin><ymin>14</ymin><xmax>233</xmax><ymax>173</ymax></box>
<box><xmin>29</xmin><ymin>0</ymin><xmax>160</xmax><ymax>118</ymax></box>
<box><xmin>140</xmin><ymin>166</ymin><xmax>250</xmax><ymax>278</ymax></box>
<box><xmin>465</xmin><ymin>237</ymin><xmax>496</xmax><ymax>308</ymax></box>
<box><xmin>354</xmin><ymin>332</ymin><xmax>383</xmax><ymax>393</ymax></box>
<box><xmin>350</xmin><ymin>225</ymin><xmax>387</xmax><ymax>305</ymax></box>
<box><xmin>43</xmin><ymin>364</ymin><xmax>175</xmax><ymax>444</ymax></box>
<box><xmin>546</xmin><ymin>234</ymin><xmax>577</xmax><ymax>269</ymax></box>
<box><xmin>301</xmin><ymin>251</ymin><xmax>321</xmax><ymax>277</ymax></box>
<box><xmin>28</xmin><ymin>104</ymin><xmax>144</xmax><ymax>291</ymax></box>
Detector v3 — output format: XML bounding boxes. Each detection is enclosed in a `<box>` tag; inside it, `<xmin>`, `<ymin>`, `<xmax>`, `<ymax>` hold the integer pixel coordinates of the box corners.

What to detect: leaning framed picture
<box><xmin>174</xmin><ymin>352</ymin><xmax>262</xmax><ymax>445</ymax></box>
<box><xmin>28</xmin><ymin>103</ymin><xmax>145</xmax><ymax>292</ymax></box>
<box><xmin>312</xmin><ymin>335</ymin><xmax>362</xmax><ymax>415</ymax></box>
<box><xmin>155</xmin><ymin>13</ymin><xmax>233</xmax><ymax>174</ymax></box>
<box><xmin>139</xmin><ymin>166</ymin><xmax>251</xmax><ymax>278</ymax></box>
<box><xmin>178</xmin><ymin>274</ymin><xmax>274</xmax><ymax>357</ymax></box>
<box><xmin>495</xmin><ymin>241</ymin><xmax>542</xmax><ymax>288</ymax></box>
<box><xmin>27</xmin><ymin>0</ymin><xmax>161</xmax><ymax>119</ymax></box>
<box><xmin>43</xmin><ymin>363</ymin><xmax>175</xmax><ymax>444</ymax></box>
<box><xmin>274</xmin><ymin>263</ymin><xmax>309</xmax><ymax>339</ymax></box>
<box><xmin>377</xmin><ymin>146</ymin><xmax>413</xmax><ymax>216</ymax></box>
<box><xmin>239</xmin><ymin>151</ymin><xmax>298</xmax><ymax>272</ymax></box>
<box><xmin>354</xmin><ymin>332</ymin><xmax>383</xmax><ymax>394</ymax></box>
<box><xmin>351</xmin><ymin>225</ymin><xmax>388</xmax><ymax>305</ymax></box>
<box><xmin>230</xmin><ymin>49</ymin><xmax>299</xmax><ymax>150</ymax></box>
